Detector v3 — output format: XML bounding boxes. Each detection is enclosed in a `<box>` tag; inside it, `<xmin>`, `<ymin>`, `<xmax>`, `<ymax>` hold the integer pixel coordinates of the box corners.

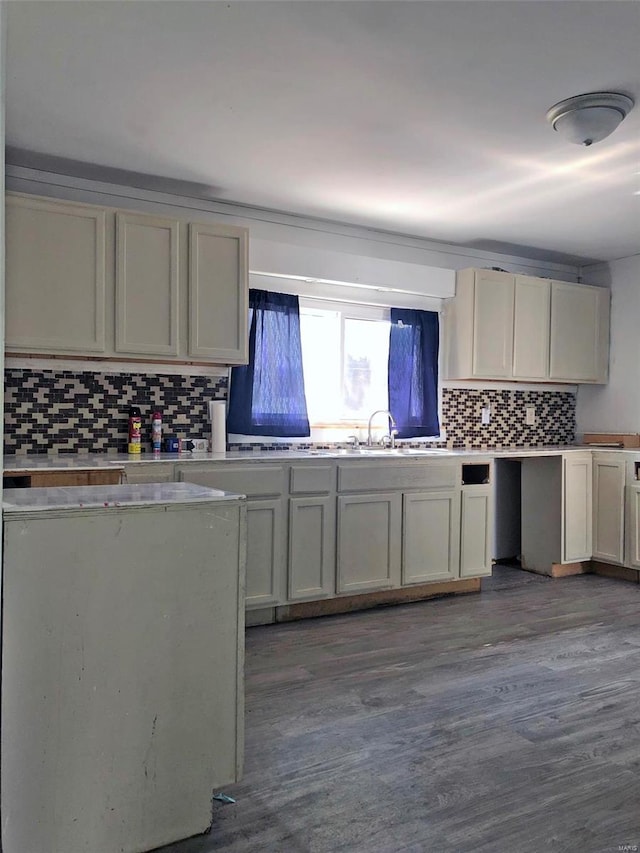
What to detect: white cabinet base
<box><xmin>2</xmin><ymin>501</ymin><xmax>244</xmax><ymax>853</ymax></box>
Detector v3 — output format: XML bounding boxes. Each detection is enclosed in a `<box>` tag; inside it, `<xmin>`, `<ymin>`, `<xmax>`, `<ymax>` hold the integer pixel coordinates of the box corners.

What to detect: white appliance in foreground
<box><xmin>1</xmin><ymin>482</ymin><xmax>246</xmax><ymax>853</ymax></box>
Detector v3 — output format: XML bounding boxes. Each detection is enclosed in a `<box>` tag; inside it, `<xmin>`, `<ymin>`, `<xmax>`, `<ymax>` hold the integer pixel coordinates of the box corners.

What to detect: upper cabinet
<box><xmin>6</xmin><ymin>195</ymin><xmax>107</xmax><ymax>354</ymax></box>
<box><xmin>115</xmin><ymin>212</ymin><xmax>180</xmax><ymax>358</ymax></box>
<box><xmin>188</xmin><ymin>222</ymin><xmax>249</xmax><ymax>364</ymax></box>
<box><xmin>5</xmin><ymin>193</ymin><xmax>249</xmax><ymax>365</ymax></box>
<box><xmin>444</xmin><ymin>267</ymin><xmax>609</xmax><ymax>384</ymax></box>
<box><xmin>549</xmin><ymin>281</ymin><xmax>609</xmax><ymax>383</ymax></box>
<box><xmin>470</xmin><ymin>269</ymin><xmax>514</xmax><ymax>378</ymax></box>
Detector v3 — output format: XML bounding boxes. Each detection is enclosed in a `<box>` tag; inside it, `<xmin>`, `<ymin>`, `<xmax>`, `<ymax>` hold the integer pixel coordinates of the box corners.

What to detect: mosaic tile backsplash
<box><xmin>4</xmin><ymin>370</ymin><xmax>227</xmax><ymax>454</ymax></box>
<box><xmin>4</xmin><ymin>369</ymin><xmax>576</xmax><ymax>454</ymax></box>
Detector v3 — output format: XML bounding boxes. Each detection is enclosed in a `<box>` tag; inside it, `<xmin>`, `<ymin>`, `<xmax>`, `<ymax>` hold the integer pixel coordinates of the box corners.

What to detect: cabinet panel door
<box><xmin>337</xmin><ymin>494</ymin><xmax>401</xmax><ymax>593</ymax></box>
<box><xmin>115</xmin><ymin>212</ymin><xmax>179</xmax><ymax>356</ymax></box>
<box><xmin>626</xmin><ymin>486</ymin><xmax>640</xmax><ymax>569</ymax></box>
<box><xmin>472</xmin><ymin>270</ymin><xmax>514</xmax><ymax>378</ymax></box>
<box><xmin>6</xmin><ymin>194</ymin><xmax>106</xmax><ymax>353</ymax></box>
<box><xmin>513</xmin><ymin>276</ymin><xmax>550</xmax><ymax>379</ymax></box>
<box><xmin>592</xmin><ymin>456</ymin><xmax>625</xmax><ymax>564</ymax></box>
<box><xmin>245</xmin><ymin>499</ymin><xmax>284</xmax><ymax>608</ymax></box>
<box><xmin>550</xmin><ymin>282</ymin><xmax>606</xmax><ymax>382</ymax></box>
<box><xmin>402</xmin><ymin>491</ymin><xmax>460</xmax><ymax>584</ymax></box>
<box><xmin>562</xmin><ymin>453</ymin><xmax>592</xmax><ymax>562</ymax></box>
<box><xmin>460</xmin><ymin>487</ymin><xmax>492</xmax><ymax>577</ymax></box>
<box><xmin>288</xmin><ymin>496</ymin><xmax>335</xmax><ymax>601</ymax></box>
<box><xmin>188</xmin><ymin>222</ymin><xmax>249</xmax><ymax>363</ymax></box>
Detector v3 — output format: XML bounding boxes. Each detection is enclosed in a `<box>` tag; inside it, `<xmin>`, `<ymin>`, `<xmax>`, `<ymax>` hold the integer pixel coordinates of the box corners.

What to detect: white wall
<box><xmin>576</xmin><ymin>254</ymin><xmax>640</xmax><ymax>435</ymax></box>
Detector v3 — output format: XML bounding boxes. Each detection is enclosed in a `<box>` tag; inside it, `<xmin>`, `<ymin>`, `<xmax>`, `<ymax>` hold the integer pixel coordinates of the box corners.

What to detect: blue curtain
<box><xmin>388</xmin><ymin>308</ymin><xmax>440</xmax><ymax>438</ymax></box>
<box><xmin>227</xmin><ymin>290</ymin><xmax>310</xmax><ymax>437</ymax></box>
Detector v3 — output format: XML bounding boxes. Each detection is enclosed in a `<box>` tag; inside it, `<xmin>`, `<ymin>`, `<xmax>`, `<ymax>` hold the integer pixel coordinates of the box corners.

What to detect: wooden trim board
<box><xmin>550</xmin><ymin>561</ymin><xmax>590</xmax><ymax>578</ymax></box>
<box><xmin>275</xmin><ymin>578</ymin><xmax>481</xmax><ymax>622</ymax></box>
<box><xmin>590</xmin><ymin>561</ymin><xmax>640</xmax><ymax>583</ymax></box>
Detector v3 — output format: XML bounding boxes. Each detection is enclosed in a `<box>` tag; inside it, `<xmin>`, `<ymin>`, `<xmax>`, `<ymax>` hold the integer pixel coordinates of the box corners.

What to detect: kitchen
<box><xmin>1</xmin><ymin>2</ymin><xmax>640</xmax><ymax>853</ymax></box>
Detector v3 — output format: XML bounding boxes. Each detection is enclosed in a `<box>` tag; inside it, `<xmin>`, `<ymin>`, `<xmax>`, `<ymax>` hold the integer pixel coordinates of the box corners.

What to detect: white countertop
<box><xmin>3</xmin><ymin>481</ymin><xmax>243</xmax><ymax>513</ymax></box>
<box><xmin>4</xmin><ymin>445</ymin><xmax>639</xmax><ymax>473</ymax></box>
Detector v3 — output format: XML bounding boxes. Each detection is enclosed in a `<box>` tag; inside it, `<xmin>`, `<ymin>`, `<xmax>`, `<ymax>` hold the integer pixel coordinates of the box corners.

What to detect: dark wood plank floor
<box><xmin>158</xmin><ymin>567</ymin><xmax>640</xmax><ymax>853</ymax></box>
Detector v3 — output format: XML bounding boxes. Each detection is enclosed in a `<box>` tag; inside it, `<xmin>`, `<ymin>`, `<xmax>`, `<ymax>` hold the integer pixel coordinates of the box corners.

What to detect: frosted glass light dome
<box><xmin>546</xmin><ymin>92</ymin><xmax>634</xmax><ymax>146</ymax></box>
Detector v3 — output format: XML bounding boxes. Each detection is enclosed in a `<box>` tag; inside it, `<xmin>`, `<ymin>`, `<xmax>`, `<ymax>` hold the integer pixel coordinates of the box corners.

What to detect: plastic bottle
<box><xmin>151</xmin><ymin>411</ymin><xmax>162</xmax><ymax>454</ymax></box>
<box><xmin>128</xmin><ymin>406</ymin><xmax>142</xmax><ymax>454</ymax></box>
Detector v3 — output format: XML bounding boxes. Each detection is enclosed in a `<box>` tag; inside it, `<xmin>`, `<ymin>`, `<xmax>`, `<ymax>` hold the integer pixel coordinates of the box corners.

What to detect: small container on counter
<box><xmin>163</xmin><ymin>435</ymin><xmax>179</xmax><ymax>453</ymax></box>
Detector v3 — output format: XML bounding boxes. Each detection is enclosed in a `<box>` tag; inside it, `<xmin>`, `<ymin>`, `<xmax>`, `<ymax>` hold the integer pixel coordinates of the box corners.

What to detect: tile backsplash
<box><xmin>4</xmin><ymin>369</ymin><xmax>227</xmax><ymax>454</ymax></box>
<box><xmin>4</xmin><ymin>369</ymin><xmax>575</xmax><ymax>454</ymax></box>
<box><xmin>441</xmin><ymin>387</ymin><xmax>575</xmax><ymax>448</ymax></box>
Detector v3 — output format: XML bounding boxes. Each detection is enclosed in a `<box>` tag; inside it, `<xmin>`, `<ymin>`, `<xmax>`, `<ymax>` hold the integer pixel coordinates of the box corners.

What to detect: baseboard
<box><xmin>550</xmin><ymin>561</ymin><xmax>590</xmax><ymax>578</ymax></box>
<box><xmin>274</xmin><ymin>578</ymin><xmax>481</xmax><ymax>622</ymax></box>
<box><xmin>590</xmin><ymin>561</ymin><xmax>640</xmax><ymax>583</ymax></box>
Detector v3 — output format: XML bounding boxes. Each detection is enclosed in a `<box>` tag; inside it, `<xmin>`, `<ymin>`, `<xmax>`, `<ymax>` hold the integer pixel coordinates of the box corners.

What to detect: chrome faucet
<box><xmin>367</xmin><ymin>410</ymin><xmax>397</xmax><ymax>447</ymax></box>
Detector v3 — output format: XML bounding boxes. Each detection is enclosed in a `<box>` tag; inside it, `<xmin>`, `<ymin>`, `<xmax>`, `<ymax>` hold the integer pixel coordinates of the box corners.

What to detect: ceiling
<box><xmin>5</xmin><ymin>1</ymin><xmax>640</xmax><ymax>266</ymax></box>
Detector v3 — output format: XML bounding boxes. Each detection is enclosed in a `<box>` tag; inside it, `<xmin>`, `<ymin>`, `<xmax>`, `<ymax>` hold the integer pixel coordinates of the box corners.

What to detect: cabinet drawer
<box><xmin>290</xmin><ymin>465</ymin><xmax>335</xmax><ymax>494</ymax></box>
<box><xmin>338</xmin><ymin>461</ymin><xmax>458</xmax><ymax>493</ymax></box>
<box><xmin>123</xmin><ymin>463</ymin><xmax>175</xmax><ymax>484</ymax></box>
<box><xmin>179</xmin><ymin>464</ymin><xmax>285</xmax><ymax>497</ymax></box>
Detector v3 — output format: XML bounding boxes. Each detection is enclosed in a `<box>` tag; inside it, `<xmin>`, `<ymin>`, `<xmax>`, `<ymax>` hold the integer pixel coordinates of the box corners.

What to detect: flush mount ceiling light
<box><xmin>546</xmin><ymin>91</ymin><xmax>634</xmax><ymax>146</ymax></box>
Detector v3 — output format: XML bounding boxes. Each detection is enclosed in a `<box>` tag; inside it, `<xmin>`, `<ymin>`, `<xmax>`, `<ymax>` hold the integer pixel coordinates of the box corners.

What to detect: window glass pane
<box><xmin>300</xmin><ymin>308</ymin><xmax>342</xmax><ymax>423</ymax></box>
<box><xmin>300</xmin><ymin>303</ymin><xmax>390</xmax><ymax>425</ymax></box>
<box><xmin>342</xmin><ymin>318</ymin><xmax>389</xmax><ymax>419</ymax></box>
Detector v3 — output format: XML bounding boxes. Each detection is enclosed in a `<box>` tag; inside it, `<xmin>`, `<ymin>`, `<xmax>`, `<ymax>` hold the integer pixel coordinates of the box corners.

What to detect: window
<box><xmin>299</xmin><ymin>300</ymin><xmax>390</xmax><ymax>425</ymax></box>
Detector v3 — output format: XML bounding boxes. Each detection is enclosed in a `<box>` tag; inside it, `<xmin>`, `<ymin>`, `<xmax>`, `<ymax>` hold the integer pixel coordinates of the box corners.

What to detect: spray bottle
<box><xmin>128</xmin><ymin>406</ymin><xmax>142</xmax><ymax>454</ymax></box>
<box><xmin>151</xmin><ymin>410</ymin><xmax>162</xmax><ymax>455</ymax></box>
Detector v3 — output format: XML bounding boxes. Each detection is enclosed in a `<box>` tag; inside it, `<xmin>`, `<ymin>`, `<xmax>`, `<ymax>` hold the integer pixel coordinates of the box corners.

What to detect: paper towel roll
<box><xmin>209</xmin><ymin>400</ymin><xmax>227</xmax><ymax>453</ymax></box>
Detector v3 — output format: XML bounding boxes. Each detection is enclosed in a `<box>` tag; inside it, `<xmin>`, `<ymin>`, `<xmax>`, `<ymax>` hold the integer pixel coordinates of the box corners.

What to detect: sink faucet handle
<box><xmin>347</xmin><ymin>434</ymin><xmax>359</xmax><ymax>448</ymax></box>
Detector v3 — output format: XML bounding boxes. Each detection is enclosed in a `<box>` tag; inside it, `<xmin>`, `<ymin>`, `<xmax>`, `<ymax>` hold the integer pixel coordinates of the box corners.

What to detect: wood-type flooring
<box><xmin>158</xmin><ymin>566</ymin><xmax>640</xmax><ymax>853</ymax></box>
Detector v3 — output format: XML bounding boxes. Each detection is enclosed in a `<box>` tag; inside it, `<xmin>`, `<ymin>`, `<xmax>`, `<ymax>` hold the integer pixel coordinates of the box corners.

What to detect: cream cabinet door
<box><xmin>245</xmin><ymin>499</ymin><xmax>284</xmax><ymax>608</ymax></box>
<box><xmin>513</xmin><ymin>276</ymin><xmax>550</xmax><ymax>379</ymax></box>
<box><xmin>549</xmin><ymin>282</ymin><xmax>610</xmax><ymax>382</ymax></box>
<box><xmin>402</xmin><ymin>491</ymin><xmax>460</xmax><ymax>584</ymax></box>
<box><xmin>188</xmin><ymin>222</ymin><xmax>249</xmax><ymax>363</ymax></box>
<box><xmin>592</xmin><ymin>454</ymin><xmax>625</xmax><ymax>564</ymax></box>
<box><xmin>460</xmin><ymin>487</ymin><xmax>492</xmax><ymax>577</ymax></box>
<box><xmin>626</xmin><ymin>486</ymin><xmax>640</xmax><ymax>569</ymax></box>
<box><xmin>562</xmin><ymin>453</ymin><xmax>592</xmax><ymax>563</ymax></box>
<box><xmin>5</xmin><ymin>194</ymin><xmax>107</xmax><ymax>354</ymax></box>
<box><xmin>337</xmin><ymin>493</ymin><xmax>401</xmax><ymax>593</ymax></box>
<box><xmin>115</xmin><ymin>212</ymin><xmax>180</xmax><ymax>356</ymax></box>
<box><xmin>288</xmin><ymin>496</ymin><xmax>335</xmax><ymax>601</ymax></box>
<box><xmin>472</xmin><ymin>269</ymin><xmax>515</xmax><ymax>378</ymax></box>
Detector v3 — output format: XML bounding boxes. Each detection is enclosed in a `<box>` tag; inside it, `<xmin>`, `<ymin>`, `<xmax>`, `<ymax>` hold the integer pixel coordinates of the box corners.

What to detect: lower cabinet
<box><xmin>460</xmin><ymin>486</ymin><xmax>492</xmax><ymax>577</ymax></box>
<box><xmin>626</xmin><ymin>485</ymin><xmax>640</xmax><ymax>569</ymax></box>
<box><xmin>172</xmin><ymin>457</ymin><xmax>494</xmax><ymax>612</ymax></box>
<box><xmin>245</xmin><ymin>499</ymin><xmax>285</xmax><ymax>607</ymax></box>
<box><xmin>562</xmin><ymin>453</ymin><xmax>593</xmax><ymax>562</ymax></box>
<box><xmin>288</xmin><ymin>496</ymin><xmax>335</xmax><ymax>601</ymax></box>
<box><xmin>337</xmin><ymin>493</ymin><xmax>402</xmax><ymax>594</ymax></box>
<box><xmin>176</xmin><ymin>463</ymin><xmax>286</xmax><ymax>610</ymax></box>
<box><xmin>402</xmin><ymin>490</ymin><xmax>460</xmax><ymax>583</ymax></box>
<box><xmin>592</xmin><ymin>454</ymin><xmax>625</xmax><ymax>565</ymax></box>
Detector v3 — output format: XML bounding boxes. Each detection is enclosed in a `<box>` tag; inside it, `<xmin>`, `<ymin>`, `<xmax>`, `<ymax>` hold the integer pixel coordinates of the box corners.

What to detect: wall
<box><xmin>3</xmin><ymin>172</ymin><xmax>581</xmax><ymax>453</ymax></box>
<box><xmin>576</xmin><ymin>255</ymin><xmax>640</xmax><ymax>435</ymax></box>
<box><xmin>4</xmin><ymin>370</ymin><xmax>575</xmax><ymax>454</ymax></box>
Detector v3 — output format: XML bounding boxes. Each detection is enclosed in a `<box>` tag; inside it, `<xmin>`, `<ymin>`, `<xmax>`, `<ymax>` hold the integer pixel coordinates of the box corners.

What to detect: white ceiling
<box><xmin>5</xmin><ymin>0</ymin><xmax>640</xmax><ymax>266</ymax></box>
